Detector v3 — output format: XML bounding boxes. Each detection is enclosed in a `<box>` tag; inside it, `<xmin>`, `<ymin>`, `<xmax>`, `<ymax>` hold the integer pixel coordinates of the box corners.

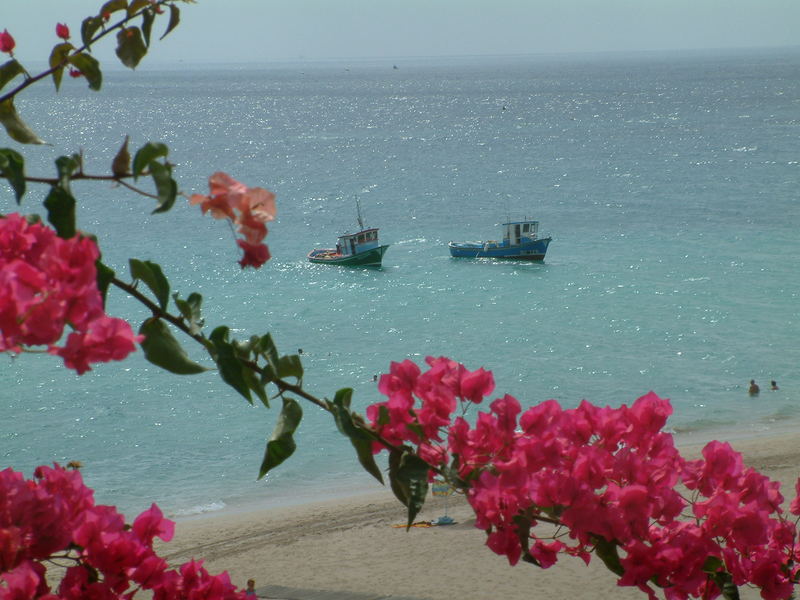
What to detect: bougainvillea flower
<box><xmin>49</xmin><ymin>315</ymin><xmax>142</xmax><ymax>375</ymax></box>
<box><xmin>132</xmin><ymin>504</ymin><xmax>174</xmax><ymax>544</ymax></box>
<box><xmin>0</xmin><ymin>213</ymin><xmax>142</xmax><ymax>373</ymax></box>
<box><xmin>236</xmin><ymin>238</ymin><xmax>270</xmax><ymax>269</ymax></box>
<box><xmin>55</xmin><ymin>23</ymin><xmax>70</xmax><ymax>40</ymax></box>
<box><xmin>0</xmin><ymin>29</ymin><xmax>15</xmax><ymax>54</ymax></box>
<box><xmin>366</xmin><ymin>357</ymin><xmax>800</xmax><ymax>600</ymax></box>
<box><xmin>0</xmin><ymin>464</ymin><xmax>247</xmax><ymax>599</ymax></box>
<box><xmin>190</xmin><ymin>172</ymin><xmax>276</xmax><ymax>269</ymax></box>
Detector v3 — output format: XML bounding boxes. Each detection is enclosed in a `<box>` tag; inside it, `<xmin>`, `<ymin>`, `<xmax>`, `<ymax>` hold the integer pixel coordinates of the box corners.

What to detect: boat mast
<box><xmin>355</xmin><ymin>196</ymin><xmax>365</xmax><ymax>230</ymax></box>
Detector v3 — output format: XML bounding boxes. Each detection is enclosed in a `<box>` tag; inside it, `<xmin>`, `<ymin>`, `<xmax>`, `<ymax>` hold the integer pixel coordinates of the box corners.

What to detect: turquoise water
<box><xmin>2</xmin><ymin>48</ymin><xmax>799</xmax><ymax>518</ymax></box>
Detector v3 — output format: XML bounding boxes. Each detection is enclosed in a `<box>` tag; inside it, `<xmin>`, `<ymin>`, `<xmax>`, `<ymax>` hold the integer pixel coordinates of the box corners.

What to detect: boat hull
<box><xmin>448</xmin><ymin>237</ymin><xmax>551</xmax><ymax>260</ymax></box>
<box><xmin>308</xmin><ymin>245</ymin><xmax>389</xmax><ymax>266</ymax></box>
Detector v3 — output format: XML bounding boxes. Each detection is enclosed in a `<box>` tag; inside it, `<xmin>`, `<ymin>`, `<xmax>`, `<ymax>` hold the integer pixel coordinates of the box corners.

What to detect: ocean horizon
<box><xmin>3</xmin><ymin>46</ymin><xmax>798</xmax><ymax>520</ymax></box>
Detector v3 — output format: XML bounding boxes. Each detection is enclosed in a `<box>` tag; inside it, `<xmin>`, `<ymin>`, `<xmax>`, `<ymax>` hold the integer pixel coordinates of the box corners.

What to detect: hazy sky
<box><xmin>3</xmin><ymin>0</ymin><xmax>799</xmax><ymax>65</ymax></box>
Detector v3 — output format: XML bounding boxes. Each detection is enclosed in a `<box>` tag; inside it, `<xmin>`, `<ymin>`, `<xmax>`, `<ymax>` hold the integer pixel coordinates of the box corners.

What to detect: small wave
<box><xmin>671</xmin><ymin>416</ymin><xmax>734</xmax><ymax>435</ymax></box>
<box><xmin>764</xmin><ymin>403</ymin><xmax>800</xmax><ymax>420</ymax></box>
<box><xmin>395</xmin><ymin>238</ymin><xmax>427</xmax><ymax>245</ymax></box>
<box><xmin>172</xmin><ymin>501</ymin><xmax>226</xmax><ymax>518</ymax></box>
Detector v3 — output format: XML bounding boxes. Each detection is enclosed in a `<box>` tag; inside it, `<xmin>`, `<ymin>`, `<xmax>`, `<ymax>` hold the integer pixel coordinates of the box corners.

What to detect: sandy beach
<box><xmin>160</xmin><ymin>433</ymin><xmax>800</xmax><ymax>600</ymax></box>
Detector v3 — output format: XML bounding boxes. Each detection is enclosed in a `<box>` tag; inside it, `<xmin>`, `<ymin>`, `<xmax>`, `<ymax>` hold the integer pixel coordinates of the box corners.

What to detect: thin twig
<box><xmin>22</xmin><ymin>173</ymin><xmax>158</xmax><ymax>199</ymax></box>
<box><xmin>0</xmin><ymin>1</ymin><xmax>173</xmax><ymax>105</ymax></box>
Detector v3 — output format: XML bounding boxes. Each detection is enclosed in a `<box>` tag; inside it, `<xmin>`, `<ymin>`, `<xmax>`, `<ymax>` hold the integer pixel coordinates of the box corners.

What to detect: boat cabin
<box><xmin>503</xmin><ymin>220</ymin><xmax>540</xmax><ymax>246</ymax></box>
<box><xmin>336</xmin><ymin>228</ymin><xmax>380</xmax><ymax>257</ymax></box>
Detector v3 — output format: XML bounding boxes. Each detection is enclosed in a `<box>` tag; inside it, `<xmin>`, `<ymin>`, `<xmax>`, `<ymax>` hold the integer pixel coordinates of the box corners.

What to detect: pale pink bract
<box><xmin>189</xmin><ymin>172</ymin><xmax>276</xmax><ymax>269</ymax></box>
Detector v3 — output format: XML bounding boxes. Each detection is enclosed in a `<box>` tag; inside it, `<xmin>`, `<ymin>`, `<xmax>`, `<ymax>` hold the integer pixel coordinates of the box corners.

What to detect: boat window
<box><xmin>523</xmin><ymin>224</ymin><xmax>529</xmax><ymax>233</ymax></box>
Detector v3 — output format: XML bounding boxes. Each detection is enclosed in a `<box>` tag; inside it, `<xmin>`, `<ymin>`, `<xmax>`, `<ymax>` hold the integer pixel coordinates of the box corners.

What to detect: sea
<box><xmin>2</xmin><ymin>47</ymin><xmax>799</xmax><ymax>520</ymax></box>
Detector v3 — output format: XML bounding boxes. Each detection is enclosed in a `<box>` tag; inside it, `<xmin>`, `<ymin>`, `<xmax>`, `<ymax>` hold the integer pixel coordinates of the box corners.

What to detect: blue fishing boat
<box><xmin>449</xmin><ymin>220</ymin><xmax>551</xmax><ymax>260</ymax></box>
<box><xmin>307</xmin><ymin>199</ymin><xmax>389</xmax><ymax>266</ymax></box>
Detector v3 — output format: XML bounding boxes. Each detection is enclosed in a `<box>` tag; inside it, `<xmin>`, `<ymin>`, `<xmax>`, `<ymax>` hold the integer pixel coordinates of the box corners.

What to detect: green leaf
<box><xmin>139</xmin><ymin>317</ymin><xmax>209</xmax><ymax>375</ymax></box>
<box><xmin>255</xmin><ymin>333</ymin><xmax>280</xmax><ymax>365</ymax></box>
<box><xmin>101</xmin><ymin>0</ymin><xmax>128</xmax><ymax>17</ymax></box>
<box><xmin>719</xmin><ymin>575</ymin><xmax>740</xmax><ymax>600</ymax></box>
<box><xmin>233</xmin><ymin>336</ymin><xmax>256</xmax><ymax>356</ymax></box>
<box><xmin>141</xmin><ymin>8</ymin><xmax>155</xmax><ymax>46</ymax></box>
<box><xmin>46</xmin><ymin>154</ymin><xmax>81</xmax><ymax>232</ymax></box>
<box><xmin>350</xmin><ymin>434</ymin><xmax>383</xmax><ymax>485</ymax></box>
<box><xmin>116</xmin><ymin>27</ymin><xmax>148</xmax><ymax>70</ymax></box>
<box><xmin>54</xmin><ymin>154</ymin><xmax>80</xmax><ymax>186</ymax></box>
<box><xmin>111</xmin><ymin>135</ymin><xmax>130</xmax><ymax>177</ymax></box>
<box><xmin>594</xmin><ymin>538</ymin><xmax>625</xmax><ymax>577</ymax></box>
<box><xmin>49</xmin><ymin>42</ymin><xmax>74</xmax><ymax>91</ymax></box>
<box><xmin>259</xmin><ymin>397</ymin><xmax>303</xmax><ymax>478</ymax></box>
<box><xmin>376</xmin><ymin>404</ymin><xmax>390</xmax><ymax>427</ymax></box>
<box><xmin>95</xmin><ymin>260</ymin><xmax>115</xmax><ymax>305</ymax></box>
<box><xmin>160</xmin><ymin>4</ymin><xmax>181</xmax><ymax>40</ymax></box>
<box><xmin>0</xmin><ymin>148</ymin><xmax>26</xmax><ymax>203</ymax></box>
<box><xmin>242</xmin><ymin>365</ymin><xmax>268</xmax><ymax>406</ymax></box>
<box><xmin>388</xmin><ymin>448</ymin><xmax>430</xmax><ymax>528</ymax></box>
<box><xmin>173</xmin><ymin>292</ymin><xmax>204</xmax><ymax>335</ymax></box>
<box><xmin>210</xmin><ymin>326</ymin><xmax>252</xmax><ymax>401</ymax></box>
<box><xmin>68</xmin><ymin>53</ymin><xmax>102</xmax><ymax>91</ymax></box>
<box><xmin>0</xmin><ymin>59</ymin><xmax>25</xmax><ymax>92</ymax></box>
<box><xmin>702</xmin><ymin>556</ymin><xmax>724</xmax><ymax>574</ymax></box>
<box><xmin>255</xmin><ymin>333</ymin><xmax>282</xmax><ymax>383</ymax></box>
<box><xmin>276</xmin><ymin>355</ymin><xmax>303</xmax><ymax>380</ymax></box>
<box><xmin>332</xmin><ymin>387</ymin><xmax>354</xmax><ymax>410</ymax></box>
<box><xmin>81</xmin><ymin>16</ymin><xmax>104</xmax><ymax>49</ymax></box>
<box><xmin>43</xmin><ymin>185</ymin><xmax>76</xmax><ymax>238</ymax></box>
<box><xmin>148</xmin><ymin>160</ymin><xmax>177</xmax><ymax>213</ymax></box>
<box><xmin>706</xmin><ymin>569</ymin><xmax>740</xmax><ymax>600</ymax></box>
<box><xmin>129</xmin><ymin>258</ymin><xmax>170</xmax><ymax>310</ymax></box>
<box><xmin>128</xmin><ymin>0</ymin><xmax>151</xmax><ymax>15</ymax></box>
<box><xmin>132</xmin><ymin>142</ymin><xmax>168</xmax><ymax>179</ymax></box>
<box><xmin>329</xmin><ymin>388</ymin><xmax>384</xmax><ymax>484</ymax></box>
<box><xmin>406</xmin><ymin>422</ymin><xmax>425</xmax><ymax>440</ymax></box>
<box><xmin>513</xmin><ymin>515</ymin><xmax>538</xmax><ymax>565</ymax></box>
<box><xmin>0</xmin><ymin>99</ymin><xmax>46</xmax><ymax>145</ymax></box>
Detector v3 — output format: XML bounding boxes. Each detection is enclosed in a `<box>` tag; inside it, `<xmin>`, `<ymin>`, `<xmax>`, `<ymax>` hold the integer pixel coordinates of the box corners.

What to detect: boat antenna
<box><xmin>355</xmin><ymin>195</ymin><xmax>365</xmax><ymax>230</ymax></box>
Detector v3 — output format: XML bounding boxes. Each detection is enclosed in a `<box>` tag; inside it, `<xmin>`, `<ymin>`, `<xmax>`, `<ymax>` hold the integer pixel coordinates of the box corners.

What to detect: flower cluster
<box><xmin>367</xmin><ymin>357</ymin><xmax>800</xmax><ymax>600</ymax></box>
<box><xmin>367</xmin><ymin>356</ymin><xmax>494</xmax><ymax>467</ymax></box>
<box><xmin>189</xmin><ymin>172</ymin><xmax>276</xmax><ymax>269</ymax></box>
<box><xmin>0</xmin><ymin>213</ymin><xmax>141</xmax><ymax>374</ymax></box>
<box><xmin>0</xmin><ymin>464</ymin><xmax>245</xmax><ymax>600</ymax></box>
